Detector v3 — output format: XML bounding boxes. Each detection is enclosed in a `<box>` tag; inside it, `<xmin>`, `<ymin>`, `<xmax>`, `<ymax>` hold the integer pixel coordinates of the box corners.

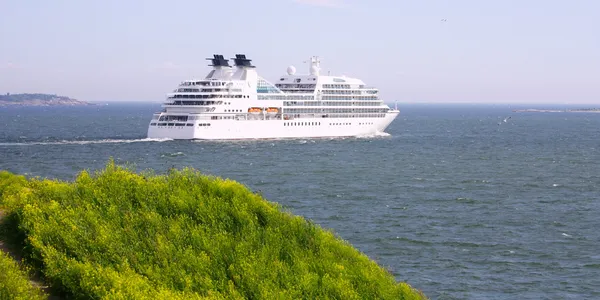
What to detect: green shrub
<box><xmin>0</xmin><ymin>251</ymin><xmax>47</xmax><ymax>300</ymax></box>
<box><xmin>0</xmin><ymin>161</ymin><xmax>426</xmax><ymax>299</ymax></box>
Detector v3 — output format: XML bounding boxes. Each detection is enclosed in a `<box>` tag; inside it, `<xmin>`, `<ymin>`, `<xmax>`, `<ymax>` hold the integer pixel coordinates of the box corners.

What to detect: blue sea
<box><xmin>1</xmin><ymin>103</ymin><xmax>599</xmax><ymax>299</ymax></box>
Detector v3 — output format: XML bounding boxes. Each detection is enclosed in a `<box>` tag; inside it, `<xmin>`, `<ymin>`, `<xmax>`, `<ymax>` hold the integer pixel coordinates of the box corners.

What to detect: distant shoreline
<box><xmin>0</xmin><ymin>93</ymin><xmax>94</xmax><ymax>107</ymax></box>
<box><xmin>513</xmin><ymin>108</ymin><xmax>600</xmax><ymax>113</ymax></box>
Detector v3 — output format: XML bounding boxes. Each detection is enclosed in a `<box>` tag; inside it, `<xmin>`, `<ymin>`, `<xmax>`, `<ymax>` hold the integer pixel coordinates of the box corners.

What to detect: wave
<box><xmin>394</xmin><ymin>236</ymin><xmax>433</xmax><ymax>246</ymax></box>
<box><xmin>0</xmin><ymin>138</ymin><xmax>172</xmax><ymax>146</ymax></box>
<box><xmin>161</xmin><ymin>151</ymin><xmax>185</xmax><ymax>157</ymax></box>
<box><xmin>4</xmin><ymin>131</ymin><xmax>395</xmax><ymax>147</ymax></box>
<box><xmin>190</xmin><ymin>133</ymin><xmax>391</xmax><ymax>144</ymax></box>
<box><xmin>355</xmin><ymin>131</ymin><xmax>391</xmax><ymax>139</ymax></box>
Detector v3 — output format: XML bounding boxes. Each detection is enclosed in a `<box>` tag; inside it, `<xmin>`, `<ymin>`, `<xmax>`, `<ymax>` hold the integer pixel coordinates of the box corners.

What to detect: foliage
<box><xmin>0</xmin><ymin>93</ymin><xmax>72</xmax><ymax>102</ymax></box>
<box><xmin>0</xmin><ymin>251</ymin><xmax>47</xmax><ymax>300</ymax></box>
<box><xmin>0</xmin><ymin>162</ymin><xmax>426</xmax><ymax>299</ymax></box>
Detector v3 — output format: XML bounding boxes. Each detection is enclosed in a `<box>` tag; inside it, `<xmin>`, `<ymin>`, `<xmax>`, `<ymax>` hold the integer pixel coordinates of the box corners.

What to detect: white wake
<box><xmin>0</xmin><ymin>138</ymin><xmax>173</xmax><ymax>146</ymax></box>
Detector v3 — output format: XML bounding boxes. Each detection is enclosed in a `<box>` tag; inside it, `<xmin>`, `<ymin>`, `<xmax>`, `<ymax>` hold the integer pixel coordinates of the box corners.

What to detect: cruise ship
<box><xmin>147</xmin><ymin>54</ymin><xmax>399</xmax><ymax>140</ymax></box>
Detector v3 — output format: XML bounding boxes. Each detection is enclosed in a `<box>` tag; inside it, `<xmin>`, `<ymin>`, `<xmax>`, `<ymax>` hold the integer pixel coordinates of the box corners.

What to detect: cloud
<box><xmin>293</xmin><ymin>0</ymin><xmax>343</xmax><ymax>7</ymax></box>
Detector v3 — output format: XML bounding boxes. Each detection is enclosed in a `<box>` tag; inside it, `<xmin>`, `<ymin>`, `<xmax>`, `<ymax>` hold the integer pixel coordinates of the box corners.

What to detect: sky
<box><xmin>1</xmin><ymin>0</ymin><xmax>599</xmax><ymax>104</ymax></box>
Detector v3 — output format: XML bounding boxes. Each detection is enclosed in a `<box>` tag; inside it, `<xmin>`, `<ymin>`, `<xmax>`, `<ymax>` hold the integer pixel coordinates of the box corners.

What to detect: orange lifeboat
<box><xmin>248</xmin><ymin>107</ymin><xmax>262</xmax><ymax>114</ymax></box>
<box><xmin>266</xmin><ymin>107</ymin><xmax>279</xmax><ymax>114</ymax></box>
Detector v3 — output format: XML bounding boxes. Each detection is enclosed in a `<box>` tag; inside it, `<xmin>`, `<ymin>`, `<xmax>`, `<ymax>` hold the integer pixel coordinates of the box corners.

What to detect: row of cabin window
<box><xmin>177</xmin><ymin>88</ymin><xmax>243</xmax><ymax>93</ymax></box>
<box><xmin>277</xmin><ymin>90</ymin><xmax>316</xmax><ymax>94</ymax></box>
<box><xmin>149</xmin><ymin>122</ymin><xmax>211</xmax><ymax>127</ymax></box>
<box><xmin>158</xmin><ymin>115</ymin><xmax>217</xmax><ymax>121</ymax></box>
<box><xmin>322</xmin><ymin>101</ymin><xmax>381</xmax><ymax>106</ymax></box>
<box><xmin>284</xmin><ymin>114</ymin><xmax>386</xmax><ymax>119</ymax></box>
<box><xmin>322</xmin><ymin>114</ymin><xmax>386</xmax><ymax>118</ymax></box>
<box><xmin>158</xmin><ymin>115</ymin><xmax>188</xmax><ymax>122</ymax></box>
<box><xmin>171</xmin><ymin>94</ymin><xmax>247</xmax><ymax>99</ymax></box>
<box><xmin>284</xmin><ymin>122</ymin><xmax>321</xmax><ymax>126</ymax></box>
<box><xmin>168</xmin><ymin>101</ymin><xmax>221</xmax><ymax>105</ymax></box>
<box><xmin>322</xmin><ymin>84</ymin><xmax>351</xmax><ymax>89</ymax></box>
<box><xmin>285</xmin><ymin>108</ymin><xmax>389</xmax><ymax>113</ymax></box>
<box><xmin>259</xmin><ymin>95</ymin><xmax>379</xmax><ymax>102</ymax></box>
<box><xmin>292</xmin><ymin>78</ymin><xmax>317</xmax><ymax>83</ymax></box>
<box><xmin>275</xmin><ymin>84</ymin><xmax>316</xmax><ymax>89</ymax></box>
<box><xmin>322</xmin><ymin>96</ymin><xmax>378</xmax><ymax>101</ymax></box>
<box><xmin>257</xmin><ymin>95</ymin><xmax>314</xmax><ymax>100</ymax></box>
<box><xmin>181</xmin><ymin>81</ymin><xmax>224</xmax><ymax>86</ymax></box>
<box><xmin>210</xmin><ymin>116</ymin><xmax>240</xmax><ymax>120</ymax></box>
<box><xmin>172</xmin><ymin>100</ymin><xmax>223</xmax><ymax>105</ymax></box>
<box><xmin>199</xmin><ymin>88</ymin><xmax>227</xmax><ymax>92</ymax></box>
<box><xmin>322</xmin><ymin>89</ymin><xmax>363</xmax><ymax>95</ymax></box>
<box><xmin>283</xmin><ymin>101</ymin><xmax>381</xmax><ymax>106</ymax></box>
<box><xmin>153</xmin><ymin>115</ymin><xmax>200</xmax><ymax>121</ymax></box>
<box><xmin>278</xmin><ymin>77</ymin><xmax>318</xmax><ymax>82</ymax></box>
<box><xmin>152</xmin><ymin>123</ymin><xmax>188</xmax><ymax>127</ymax></box>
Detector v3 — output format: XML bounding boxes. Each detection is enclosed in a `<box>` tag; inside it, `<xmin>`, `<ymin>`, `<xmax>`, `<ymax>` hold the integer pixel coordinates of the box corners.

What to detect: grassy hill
<box><xmin>0</xmin><ymin>93</ymin><xmax>91</xmax><ymax>106</ymax></box>
<box><xmin>0</xmin><ymin>161</ymin><xmax>426</xmax><ymax>299</ymax></box>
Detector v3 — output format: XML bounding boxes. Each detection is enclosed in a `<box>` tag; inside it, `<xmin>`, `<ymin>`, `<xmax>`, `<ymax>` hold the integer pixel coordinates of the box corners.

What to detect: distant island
<box><xmin>0</xmin><ymin>93</ymin><xmax>93</xmax><ymax>107</ymax></box>
<box><xmin>513</xmin><ymin>108</ymin><xmax>600</xmax><ymax>113</ymax></box>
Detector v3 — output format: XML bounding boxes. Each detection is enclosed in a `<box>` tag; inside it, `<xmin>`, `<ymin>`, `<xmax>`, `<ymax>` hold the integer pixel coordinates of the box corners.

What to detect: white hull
<box><xmin>148</xmin><ymin>111</ymin><xmax>399</xmax><ymax>140</ymax></box>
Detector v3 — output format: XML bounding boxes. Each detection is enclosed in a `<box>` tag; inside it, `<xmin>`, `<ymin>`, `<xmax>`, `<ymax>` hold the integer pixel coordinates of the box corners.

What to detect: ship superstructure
<box><xmin>147</xmin><ymin>54</ymin><xmax>399</xmax><ymax>139</ymax></box>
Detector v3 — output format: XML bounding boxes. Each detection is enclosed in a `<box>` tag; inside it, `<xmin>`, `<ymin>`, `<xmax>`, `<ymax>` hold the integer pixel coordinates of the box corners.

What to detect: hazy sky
<box><xmin>1</xmin><ymin>0</ymin><xmax>598</xmax><ymax>104</ymax></box>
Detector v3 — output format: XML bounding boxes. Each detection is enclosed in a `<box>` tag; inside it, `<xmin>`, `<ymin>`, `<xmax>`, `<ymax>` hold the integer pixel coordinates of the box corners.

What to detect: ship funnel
<box><xmin>206</xmin><ymin>54</ymin><xmax>231</xmax><ymax>68</ymax></box>
<box><xmin>232</xmin><ymin>54</ymin><xmax>255</xmax><ymax>68</ymax></box>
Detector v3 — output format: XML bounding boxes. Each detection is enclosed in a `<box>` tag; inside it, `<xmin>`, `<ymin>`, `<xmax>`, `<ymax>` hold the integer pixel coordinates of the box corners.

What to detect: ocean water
<box><xmin>1</xmin><ymin>103</ymin><xmax>599</xmax><ymax>299</ymax></box>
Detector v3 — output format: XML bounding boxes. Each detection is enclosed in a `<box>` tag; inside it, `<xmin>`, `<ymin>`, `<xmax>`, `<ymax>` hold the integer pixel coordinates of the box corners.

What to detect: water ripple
<box><xmin>1</xmin><ymin>104</ymin><xmax>599</xmax><ymax>299</ymax></box>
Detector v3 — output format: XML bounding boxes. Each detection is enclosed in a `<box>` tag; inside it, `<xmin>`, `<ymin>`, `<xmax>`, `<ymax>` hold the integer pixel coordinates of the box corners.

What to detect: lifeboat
<box><xmin>266</xmin><ymin>107</ymin><xmax>279</xmax><ymax>114</ymax></box>
<box><xmin>248</xmin><ymin>107</ymin><xmax>262</xmax><ymax>114</ymax></box>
